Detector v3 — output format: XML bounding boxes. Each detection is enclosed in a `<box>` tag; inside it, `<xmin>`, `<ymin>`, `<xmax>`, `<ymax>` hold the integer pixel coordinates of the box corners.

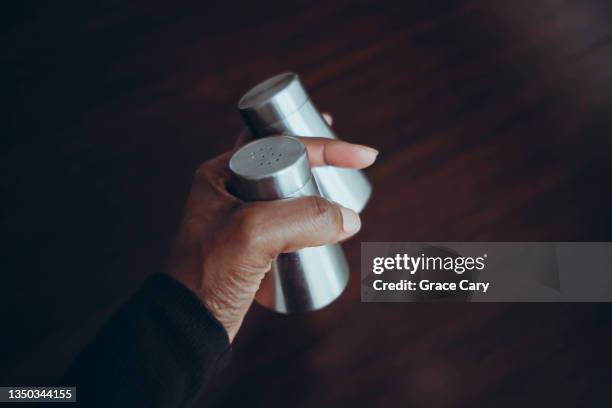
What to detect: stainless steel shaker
<box><xmin>229</xmin><ymin>135</ymin><xmax>349</xmax><ymax>313</ymax></box>
<box><xmin>238</xmin><ymin>72</ymin><xmax>372</xmax><ymax>213</ymax></box>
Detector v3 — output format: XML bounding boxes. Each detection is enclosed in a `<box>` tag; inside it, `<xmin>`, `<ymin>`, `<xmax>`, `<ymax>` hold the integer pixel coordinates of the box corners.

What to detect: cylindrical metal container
<box><xmin>229</xmin><ymin>135</ymin><xmax>350</xmax><ymax>313</ymax></box>
<box><xmin>237</xmin><ymin>72</ymin><xmax>372</xmax><ymax>213</ymax></box>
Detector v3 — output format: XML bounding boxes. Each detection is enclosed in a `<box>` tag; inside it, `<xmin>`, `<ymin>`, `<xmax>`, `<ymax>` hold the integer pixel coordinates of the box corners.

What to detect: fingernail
<box><xmin>357</xmin><ymin>145</ymin><xmax>379</xmax><ymax>156</ymax></box>
<box><xmin>323</xmin><ymin>113</ymin><xmax>333</xmax><ymax>125</ymax></box>
<box><xmin>340</xmin><ymin>206</ymin><xmax>361</xmax><ymax>234</ymax></box>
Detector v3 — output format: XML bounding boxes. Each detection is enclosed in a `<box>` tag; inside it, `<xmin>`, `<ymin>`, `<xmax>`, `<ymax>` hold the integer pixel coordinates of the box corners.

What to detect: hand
<box><xmin>165</xmin><ymin>116</ymin><xmax>378</xmax><ymax>341</ymax></box>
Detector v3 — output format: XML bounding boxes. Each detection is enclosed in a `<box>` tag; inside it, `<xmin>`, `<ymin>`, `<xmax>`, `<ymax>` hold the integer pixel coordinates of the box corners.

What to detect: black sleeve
<box><xmin>62</xmin><ymin>273</ymin><xmax>231</xmax><ymax>407</ymax></box>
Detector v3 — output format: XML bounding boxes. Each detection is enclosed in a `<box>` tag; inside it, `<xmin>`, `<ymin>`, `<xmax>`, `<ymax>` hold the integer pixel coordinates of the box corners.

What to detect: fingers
<box><xmin>186</xmin><ymin>151</ymin><xmax>241</xmax><ymax>220</ymax></box>
<box><xmin>298</xmin><ymin>137</ymin><xmax>378</xmax><ymax>169</ymax></box>
<box><xmin>193</xmin><ymin>151</ymin><xmax>234</xmax><ymax>193</ymax></box>
<box><xmin>233</xmin><ymin>128</ymin><xmax>252</xmax><ymax>149</ymax></box>
<box><xmin>304</xmin><ymin>111</ymin><xmax>379</xmax><ymax>169</ymax></box>
<box><xmin>228</xmin><ymin>196</ymin><xmax>361</xmax><ymax>260</ymax></box>
<box><xmin>233</xmin><ymin>111</ymin><xmax>377</xmax><ymax>169</ymax></box>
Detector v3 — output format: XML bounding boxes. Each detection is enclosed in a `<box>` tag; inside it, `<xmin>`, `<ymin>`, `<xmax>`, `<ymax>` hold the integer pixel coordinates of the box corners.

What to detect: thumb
<box><xmin>229</xmin><ymin>196</ymin><xmax>361</xmax><ymax>263</ymax></box>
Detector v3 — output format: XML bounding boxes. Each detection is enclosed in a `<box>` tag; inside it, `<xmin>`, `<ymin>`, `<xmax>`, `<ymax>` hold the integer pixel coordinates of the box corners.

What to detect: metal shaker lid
<box><xmin>229</xmin><ymin>135</ymin><xmax>311</xmax><ymax>201</ymax></box>
<box><xmin>238</xmin><ymin>72</ymin><xmax>309</xmax><ymax>131</ymax></box>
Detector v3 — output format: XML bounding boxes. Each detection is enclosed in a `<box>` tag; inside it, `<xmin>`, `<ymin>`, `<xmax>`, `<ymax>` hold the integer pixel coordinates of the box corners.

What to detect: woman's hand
<box><xmin>165</xmin><ymin>117</ymin><xmax>378</xmax><ymax>341</ymax></box>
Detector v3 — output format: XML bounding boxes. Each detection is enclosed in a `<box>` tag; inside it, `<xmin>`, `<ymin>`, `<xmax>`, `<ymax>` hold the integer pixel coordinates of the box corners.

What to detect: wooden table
<box><xmin>3</xmin><ymin>0</ymin><xmax>612</xmax><ymax>406</ymax></box>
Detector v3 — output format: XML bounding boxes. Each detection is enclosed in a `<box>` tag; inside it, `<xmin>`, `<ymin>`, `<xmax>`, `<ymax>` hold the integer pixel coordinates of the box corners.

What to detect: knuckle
<box><xmin>230</xmin><ymin>204</ymin><xmax>266</xmax><ymax>246</ymax></box>
<box><xmin>306</xmin><ymin>196</ymin><xmax>342</xmax><ymax>231</ymax></box>
<box><xmin>228</xmin><ymin>203</ymin><xmax>277</xmax><ymax>265</ymax></box>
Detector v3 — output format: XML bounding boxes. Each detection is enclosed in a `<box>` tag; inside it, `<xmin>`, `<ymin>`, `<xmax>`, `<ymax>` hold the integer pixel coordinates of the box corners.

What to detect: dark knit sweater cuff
<box><xmin>142</xmin><ymin>274</ymin><xmax>232</xmax><ymax>380</ymax></box>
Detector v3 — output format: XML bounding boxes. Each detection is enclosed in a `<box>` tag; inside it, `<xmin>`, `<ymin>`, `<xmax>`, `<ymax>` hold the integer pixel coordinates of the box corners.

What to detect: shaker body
<box><xmin>238</xmin><ymin>72</ymin><xmax>372</xmax><ymax>213</ymax></box>
<box><xmin>229</xmin><ymin>136</ymin><xmax>349</xmax><ymax>313</ymax></box>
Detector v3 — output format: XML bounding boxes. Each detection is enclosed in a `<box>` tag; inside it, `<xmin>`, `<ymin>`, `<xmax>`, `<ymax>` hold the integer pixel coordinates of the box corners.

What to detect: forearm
<box><xmin>63</xmin><ymin>274</ymin><xmax>230</xmax><ymax>407</ymax></box>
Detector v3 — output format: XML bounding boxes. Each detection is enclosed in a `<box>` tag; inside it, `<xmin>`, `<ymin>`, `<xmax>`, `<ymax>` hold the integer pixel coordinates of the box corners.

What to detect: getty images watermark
<box><xmin>361</xmin><ymin>242</ymin><xmax>612</xmax><ymax>302</ymax></box>
<box><xmin>372</xmin><ymin>252</ymin><xmax>489</xmax><ymax>293</ymax></box>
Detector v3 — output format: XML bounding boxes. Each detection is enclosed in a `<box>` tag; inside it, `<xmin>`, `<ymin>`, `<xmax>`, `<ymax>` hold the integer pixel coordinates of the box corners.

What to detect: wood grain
<box><xmin>3</xmin><ymin>0</ymin><xmax>612</xmax><ymax>406</ymax></box>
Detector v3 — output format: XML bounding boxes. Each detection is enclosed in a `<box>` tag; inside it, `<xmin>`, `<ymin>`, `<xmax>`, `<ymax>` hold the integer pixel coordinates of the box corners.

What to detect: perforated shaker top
<box><xmin>229</xmin><ymin>135</ymin><xmax>312</xmax><ymax>201</ymax></box>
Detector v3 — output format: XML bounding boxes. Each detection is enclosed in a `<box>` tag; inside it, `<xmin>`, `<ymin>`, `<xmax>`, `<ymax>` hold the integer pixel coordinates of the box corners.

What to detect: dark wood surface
<box><xmin>3</xmin><ymin>0</ymin><xmax>612</xmax><ymax>406</ymax></box>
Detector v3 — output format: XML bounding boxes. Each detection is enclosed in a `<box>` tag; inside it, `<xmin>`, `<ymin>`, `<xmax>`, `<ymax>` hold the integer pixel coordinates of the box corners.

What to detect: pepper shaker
<box><xmin>238</xmin><ymin>72</ymin><xmax>372</xmax><ymax>213</ymax></box>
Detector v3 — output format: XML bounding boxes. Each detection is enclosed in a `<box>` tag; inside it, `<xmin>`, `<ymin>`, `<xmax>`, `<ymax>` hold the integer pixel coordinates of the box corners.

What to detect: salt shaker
<box><xmin>229</xmin><ymin>135</ymin><xmax>350</xmax><ymax>313</ymax></box>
